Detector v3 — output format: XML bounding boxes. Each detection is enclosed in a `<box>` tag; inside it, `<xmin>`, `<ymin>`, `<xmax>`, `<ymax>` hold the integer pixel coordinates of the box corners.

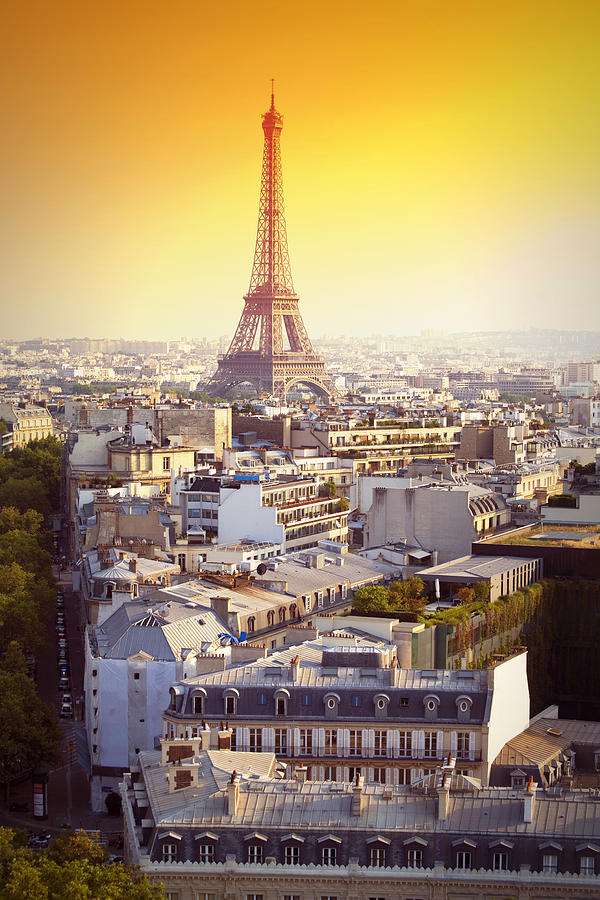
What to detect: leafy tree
<box><xmin>321</xmin><ymin>481</ymin><xmax>337</xmax><ymax>498</ymax></box>
<box><xmin>456</xmin><ymin>586</ymin><xmax>475</xmax><ymax>605</ymax></box>
<box><xmin>0</xmin><ymin>530</ymin><xmax>53</xmax><ymax>580</ymax></box>
<box><xmin>473</xmin><ymin>581</ymin><xmax>491</xmax><ymax>601</ymax></box>
<box><xmin>352</xmin><ymin>585</ymin><xmax>391</xmax><ymax>614</ymax></box>
<box><xmin>0</xmin><ymin>477</ymin><xmax>50</xmax><ymax>517</ymax></box>
<box><xmin>0</xmin><ymin>828</ymin><xmax>165</xmax><ymax>899</ymax></box>
<box><xmin>0</xmin><ymin>663</ymin><xmax>62</xmax><ymax>790</ymax></box>
<box><xmin>0</xmin><ymin>562</ymin><xmax>54</xmax><ymax>655</ymax></box>
<box><xmin>47</xmin><ymin>830</ymin><xmax>106</xmax><ymax>866</ymax></box>
<box><xmin>0</xmin><ymin>507</ymin><xmax>43</xmax><ymax>536</ymax></box>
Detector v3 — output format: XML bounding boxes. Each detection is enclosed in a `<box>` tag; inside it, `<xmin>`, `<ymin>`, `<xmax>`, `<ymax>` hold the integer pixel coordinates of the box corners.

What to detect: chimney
<box><xmin>437</xmin><ymin>785</ymin><xmax>450</xmax><ymax>821</ymax></box>
<box><xmin>351</xmin><ymin>773</ymin><xmax>364</xmax><ymax>816</ymax></box>
<box><xmin>290</xmin><ymin>655</ymin><xmax>299</xmax><ymax>682</ymax></box>
<box><xmin>295</xmin><ymin>765</ymin><xmax>307</xmax><ymax>783</ymax></box>
<box><xmin>129</xmin><ymin>558</ymin><xmax>138</xmax><ymax>574</ymax></box>
<box><xmin>227</xmin><ymin>770</ymin><xmax>239</xmax><ymax>816</ymax></box>
<box><xmin>523</xmin><ymin>776</ymin><xmax>536</xmax><ymax>823</ymax></box>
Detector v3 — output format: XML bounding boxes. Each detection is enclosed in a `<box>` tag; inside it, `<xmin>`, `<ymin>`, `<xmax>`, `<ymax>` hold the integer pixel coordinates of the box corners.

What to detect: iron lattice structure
<box><xmin>209</xmin><ymin>89</ymin><xmax>338</xmax><ymax>400</ymax></box>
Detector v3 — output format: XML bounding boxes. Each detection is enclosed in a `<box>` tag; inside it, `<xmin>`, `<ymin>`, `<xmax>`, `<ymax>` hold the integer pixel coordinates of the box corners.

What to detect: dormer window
<box><xmin>373</xmin><ymin>693</ymin><xmax>390</xmax><ymax>720</ymax></box>
<box><xmin>324</xmin><ymin>693</ymin><xmax>341</xmax><ymax>719</ymax></box>
<box><xmin>192</xmin><ymin>689</ymin><xmax>206</xmax><ymax>715</ymax></box>
<box><xmin>456</xmin><ymin>695</ymin><xmax>473</xmax><ymax>723</ymax></box>
<box><xmin>223</xmin><ymin>688</ymin><xmax>239</xmax><ymax>716</ymax></box>
<box><xmin>423</xmin><ymin>694</ymin><xmax>440</xmax><ymax>720</ymax></box>
<box><xmin>248</xmin><ymin>616</ymin><xmax>256</xmax><ymax>633</ymax></box>
<box><xmin>275</xmin><ymin>689</ymin><xmax>290</xmax><ymax>717</ymax></box>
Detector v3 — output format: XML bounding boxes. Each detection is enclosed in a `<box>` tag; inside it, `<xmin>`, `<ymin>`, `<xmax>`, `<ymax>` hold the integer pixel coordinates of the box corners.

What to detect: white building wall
<box><xmin>218</xmin><ymin>484</ymin><xmax>284</xmax><ymax>545</ymax></box>
<box><xmin>541</xmin><ymin>494</ymin><xmax>600</xmax><ymax>525</ymax></box>
<box><xmin>484</xmin><ymin>652</ymin><xmax>530</xmax><ymax>783</ymax></box>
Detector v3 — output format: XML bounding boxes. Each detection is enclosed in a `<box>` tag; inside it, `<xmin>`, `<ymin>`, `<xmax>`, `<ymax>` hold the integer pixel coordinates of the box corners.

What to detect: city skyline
<box><xmin>2</xmin><ymin>0</ymin><xmax>599</xmax><ymax>340</ymax></box>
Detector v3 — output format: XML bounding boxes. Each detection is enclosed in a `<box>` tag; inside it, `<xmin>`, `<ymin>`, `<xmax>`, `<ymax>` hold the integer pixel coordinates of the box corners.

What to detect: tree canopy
<box><xmin>0</xmin><ymin>828</ymin><xmax>165</xmax><ymax>899</ymax></box>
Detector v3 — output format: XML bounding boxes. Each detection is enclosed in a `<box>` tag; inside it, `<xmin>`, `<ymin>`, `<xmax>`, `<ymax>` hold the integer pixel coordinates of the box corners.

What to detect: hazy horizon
<box><xmin>2</xmin><ymin>0</ymin><xmax>599</xmax><ymax>341</ymax></box>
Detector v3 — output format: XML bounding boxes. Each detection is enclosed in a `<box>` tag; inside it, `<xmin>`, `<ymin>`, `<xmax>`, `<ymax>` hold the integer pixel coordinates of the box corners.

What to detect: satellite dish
<box><xmin>256</xmin><ymin>563</ymin><xmax>267</xmax><ymax>575</ymax></box>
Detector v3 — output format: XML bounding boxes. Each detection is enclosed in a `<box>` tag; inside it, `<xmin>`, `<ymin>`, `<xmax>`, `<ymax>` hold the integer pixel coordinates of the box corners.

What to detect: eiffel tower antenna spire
<box><xmin>209</xmin><ymin>91</ymin><xmax>338</xmax><ymax>401</ymax></box>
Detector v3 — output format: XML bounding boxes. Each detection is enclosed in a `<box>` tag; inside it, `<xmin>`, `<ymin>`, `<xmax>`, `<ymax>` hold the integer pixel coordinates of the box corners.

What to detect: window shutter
<box><xmin>318</xmin><ymin>728</ymin><xmax>325</xmax><ymax>753</ymax></box>
<box><xmin>287</xmin><ymin>727</ymin><xmax>293</xmax><ymax>754</ymax></box>
<box><xmin>418</xmin><ymin>730</ymin><xmax>425</xmax><ymax>754</ymax></box>
<box><xmin>469</xmin><ymin>731</ymin><xmax>476</xmax><ymax>761</ymax></box>
<box><xmin>293</xmin><ymin>727</ymin><xmax>301</xmax><ymax>754</ymax></box>
<box><xmin>263</xmin><ymin>728</ymin><xmax>273</xmax><ymax>751</ymax></box>
<box><xmin>450</xmin><ymin>731</ymin><xmax>458</xmax><ymax>758</ymax></box>
<box><xmin>411</xmin><ymin>730</ymin><xmax>419</xmax><ymax>759</ymax></box>
<box><xmin>368</xmin><ymin>729</ymin><xmax>375</xmax><ymax>758</ymax></box>
<box><xmin>436</xmin><ymin>730</ymin><xmax>444</xmax><ymax>759</ymax></box>
<box><xmin>311</xmin><ymin>728</ymin><xmax>318</xmax><ymax>755</ymax></box>
<box><xmin>337</xmin><ymin>728</ymin><xmax>344</xmax><ymax>757</ymax></box>
<box><xmin>242</xmin><ymin>727</ymin><xmax>250</xmax><ymax>751</ymax></box>
<box><xmin>362</xmin><ymin>728</ymin><xmax>369</xmax><ymax>756</ymax></box>
<box><xmin>391</xmin><ymin>730</ymin><xmax>400</xmax><ymax>757</ymax></box>
<box><xmin>343</xmin><ymin>728</ymin><xmax>351</xmax><ymax>753</ymax></box>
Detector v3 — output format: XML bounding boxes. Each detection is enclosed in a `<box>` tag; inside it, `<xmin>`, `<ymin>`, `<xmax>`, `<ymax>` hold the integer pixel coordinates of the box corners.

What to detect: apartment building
<box><xmin>354</xmin><ymin>474</ymin><xmax>511</xmax><ymax>561</ymax></box>
<box><xmin>180</xmin><ymin>473</ymin><xmax>348</xmax><ymax>551</ymax></box>
<box><xmin>0</xmin><ymin>401</ymin><xmax>54</xmax><ymax>446</ymax></box>
<box><xmin>122</xmin><ymin>742</ymin><xmax>600</xmax><ymax>898</ymax></box>
<box><xmin>161</xmin><ymin>639</ymin><xmax>529</xmax><ymax>787</ymax></box>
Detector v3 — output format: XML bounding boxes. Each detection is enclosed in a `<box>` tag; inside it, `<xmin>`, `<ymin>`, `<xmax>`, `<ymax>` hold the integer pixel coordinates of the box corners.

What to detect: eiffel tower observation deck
<box><xmin>209</xmin><ymin>86</ymin><xmax>338</xmax><ymax>401</ymax></box>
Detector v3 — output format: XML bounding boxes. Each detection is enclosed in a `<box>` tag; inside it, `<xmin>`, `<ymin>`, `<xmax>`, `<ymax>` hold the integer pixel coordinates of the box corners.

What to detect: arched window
<box><xmin>279</xmin><ymin>607</ymin><xmax>286</xmax><ymax>623</ymax></box>
<box><xmin>267</xmin><ymin>611</ymin><xmax>274</xmax><ymax>627</ymax></box>
<box><xmin>248</xmin><ymin>616</ymin><xmax>256</xmax><ymax>633</ymax></box>
<box><xmin>290</xmin><ymin>603</ymin><xmax>297</xmax><ymax>619</ymax></box>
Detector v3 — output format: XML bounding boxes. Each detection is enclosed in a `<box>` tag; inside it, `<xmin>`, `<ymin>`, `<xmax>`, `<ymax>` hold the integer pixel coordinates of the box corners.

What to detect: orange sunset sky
<box><xmin>1</xmin><ymin>0</ymin><xmax>599</xmax><ymax>340</ymax></box>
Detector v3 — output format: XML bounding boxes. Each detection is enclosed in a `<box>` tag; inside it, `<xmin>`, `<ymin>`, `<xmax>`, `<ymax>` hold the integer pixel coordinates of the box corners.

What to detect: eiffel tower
<box><xmin>209</xmin><ymin>86</ymin><xmax>338</xmax><ymax>400</ymax></box>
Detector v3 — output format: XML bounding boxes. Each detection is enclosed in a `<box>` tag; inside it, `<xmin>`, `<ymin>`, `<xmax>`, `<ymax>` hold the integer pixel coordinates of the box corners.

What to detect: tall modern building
<box><xmin>209</xmin><ymin>88</ymin><xmax>337</xmax><ymax>401</ymax></box>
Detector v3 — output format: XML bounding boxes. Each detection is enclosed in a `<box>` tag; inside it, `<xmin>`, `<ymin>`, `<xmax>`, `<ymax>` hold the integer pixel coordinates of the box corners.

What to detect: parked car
<box><xmin>59</xmin><ymin>677</ymin><xmax>70</xmax><ymax>691</ymax></box>
<box><xmin>60</xmin><ymin>702</ymin><xmax>72</xmax><ymax>719</ymax></box>
<box><xmin>28</xmin><ymin>832</ymin><xmax>52</xmax><ymax>848</ymax></box>
<box><xmin>61</xmin><ymin>693</ymin><xmax>72</xmax><ymax>704</ymax></box>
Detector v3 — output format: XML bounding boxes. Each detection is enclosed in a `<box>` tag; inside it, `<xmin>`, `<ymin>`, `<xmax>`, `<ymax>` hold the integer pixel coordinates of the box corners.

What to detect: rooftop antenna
<box><xmin>271</xmin><ymin>77</ymin><xmax>275</xmax><ymax>109</ymax></box>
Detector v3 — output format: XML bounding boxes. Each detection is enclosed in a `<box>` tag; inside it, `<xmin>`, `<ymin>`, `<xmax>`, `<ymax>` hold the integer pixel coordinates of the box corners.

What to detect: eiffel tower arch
<box><xmin>209</xmin><ymin>88</ymin><xmax>338</xmax><ymax>401</ymax></box>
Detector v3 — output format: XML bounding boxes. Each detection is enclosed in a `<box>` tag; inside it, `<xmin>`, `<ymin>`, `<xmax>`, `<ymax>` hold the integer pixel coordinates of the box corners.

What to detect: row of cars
<box><xmin>56</xmin><ymin>591</ymin><xmax>73</xmax><ymax>719</ymax></box>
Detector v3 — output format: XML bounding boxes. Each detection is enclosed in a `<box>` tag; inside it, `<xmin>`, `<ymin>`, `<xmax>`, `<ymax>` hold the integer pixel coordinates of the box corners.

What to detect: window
<box><xmin>424</xmin><ymin>732</ymin><xmax>438</xmax><ymax>758</ymax></box>
<box><xmin>257</xmin><ymin>692</ymin><xmax>267</xmax><ymax>705</ymax></box>
<box><xmin>371</xmin><ymin>767</ymin><xmax>387</xmax><ymax>784</ymax></box>
<box><xmin>370</xmin><ymin>847</ymin><xmax>386</xmax><ymax>867</ymax></box>
<box><xmin>193</xmin><ymin>695</ymin><xmax>204</xmax><ymax>715</ymax></box>
<box><xmin>456</xmin><ymin>732</ymin><xmax>470</xmax><ymax>760</ymax></box>
<box><xmin>580</xmin><ymin>855</ymin><xmax>595</xmax><ymax>875</ymax></box>
<box><xmin>322</xmin><ymin>846</ymin><xmax>337</xmax><ymax>866</ymax></box>
<box><xmin>249</xmin><ymin>728</ymin><xmax>262</xmax><ymax>752</ymax></box>
<box><xmin>324</xmin><ymin>730</ymin><xmax>337</xmax><ymax>755</ymax></box>
<box><xmin>247</xmin><ymin>895</ymin><xmax>263</xmax><ymax>900</ymax></box>
<box><xmin>399</xmin><ymin>731</ymin><xmax>412</xmax><ymax>757</ymax></box>
<box><xmin>304</xmin><ymin>595</ymin><xmax>312</xmax><ymax>611</ymax></box>
<box><xmin>166</xmin><ymin>893</ymin><xmax>179</xmax><ymax>900</ymax></box>
<box><xmin>279</xmin><ymin>607</ymin><xmax>286</xmax><ymax>622</ymax></box>
<box><xmin>316</xmin><ymin>591</ymin><xmax>324</xmax><ymax>607</ymax></box>
<box><xmin>302</xmin><ymin>694</ymin><xmax>311</xmax><ymax>706</ymax></box>
<box><xmin>225</xmin><ymin>695</ymin><xmax>236</xmax><ymax>715</ymax></box>
<box><xmin>195</xmin><ymin>894</ymin><xmax>216</xmax><ymax>900</ymax></box>
<box><xmin>248</xmin><ymin>844</ymin><xmax>263</xmax><ymax>863</ymax></box>
<box><xmin>198</xmin><ymin>844</ymin><xmax>214</xmax><ymax>863</ymax></box>
<box><xmin>400</xmin><ymin>697</ymin><xmax>409</xmax><ymax>707</ymax></box>
<box><xmin>341</xmin><ymin>585</ymin><xmax>348</xmax><ymax>599</ymax></box>
<box><xmin>230</xmin><ymin>728</ymin><xmax>237</xmax><ymax>750</ymax></box>
<box><xmin>351</xmin><ymin>695</ymin><xmax>361</xmax><ymax>708</ymax></box>
<box><xmin>133</xmin><ymin>672</ymin><xmax>140</xmax><ymax>680</ymax></box>
<box><xmin>284</xmin><ymin>846</ymin><xmax>300</xmax><ymax>865</ymax></box>
<box><xmin>349</xmin><ymin>730</ymin><xmax>362</xmax><ymax>756</ymax></box>
<box><xmin>163</xmin><ymin>456</ymin><xmax>171</xmax><ymax>471</ymax></box>
<box><xmin>267</xmin><ymin>611</ymin><xmax>274</xmax><ymax>627</ymax></box>
<box><xmin>542</xmin><ymin>854</ymin><xmax>558</xmax><ymax>873</ymax></box>
<box><xmin>407</xmin><ymin>848</ymin><xmax>423</xmax><ymax>868</ymax></box>
<box><xmin>276</xmin><ymin>697</ymin><xmax>286</xmax><ymax>716</ymax></box>
<box><xmin>493</xmin><ymin>851</ymin><xmax>508</xmax><ymax>871</ymax></box>
<box><xmin>248</xmin><ymin>616</ymin><xmax>256</xmax><ymax>632</ymax></box>
<box><xmin>162</xmin><ymin>842</ymin><xmax>177</xmax><ymax>862</ymax></box>
<box><xmin>374</xmin><ymin>730</ymin><xmax>387</xmax><ymax>757</ymax></box>
<box><xmin>456</xmin><ymin>851</ymin><xmax>471</xmax><ymax>870</ymax></box>
<box><xmin>300</xmin><ymin>729</ymin><xmax>313</xmax><ymax>755</ymax></box>
<box><xmin>275</xmin><ymin>728</ymin><xmax>288</xmax><ymax>754</ymax></box>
